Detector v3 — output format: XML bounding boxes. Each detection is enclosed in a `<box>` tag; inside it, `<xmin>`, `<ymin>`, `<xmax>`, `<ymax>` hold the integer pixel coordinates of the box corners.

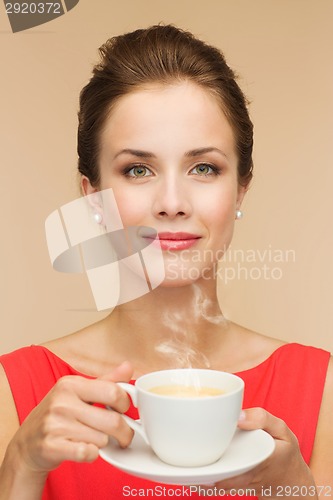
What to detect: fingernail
<box><xmin>238</xmin><ymin>410</ymin><xmax>246</xmax><ymax>421</ymax></box>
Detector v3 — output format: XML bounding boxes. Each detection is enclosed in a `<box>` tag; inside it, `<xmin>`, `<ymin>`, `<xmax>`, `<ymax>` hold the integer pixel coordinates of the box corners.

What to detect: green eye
<box><xmin>133</xmin><ymin>166</ymin><xmax>147</xmax><ymax>176</ymax></box>
<box><xmin>191</xmin><ymin>163</ymin><xmax>219</xmax><ymax>176</ymax></box>
<box><xmin>126</xmin><ymin>165</ymin><xmax>152</xmax><ymax>178</ymax></box>
<box><xmin>195</xmin><ymin>164</ymin><xmax>211</xmax><ymax>175</ymax></box>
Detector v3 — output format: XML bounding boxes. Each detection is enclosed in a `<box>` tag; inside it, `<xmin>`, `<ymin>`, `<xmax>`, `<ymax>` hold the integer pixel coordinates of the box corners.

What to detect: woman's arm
<box><xmin>0</xmin><ymin>449</ymin><xmax>47</xmax><ymax>500</ymax></box>
<box><xmin>217</xmin><ymin>408</ymin><xmax>318</xmax><ymax>499</ymax></box>
<box><xmin>0</xmin><ymin>362</ymin><xmax>134</xmax><ymax>499</ymax></box>
<box><xmin>209</xmin><ymin>358</ymin><xmax>333</xmax><ymax>499</ymax></box>
<box><xmin>0</xmin><ymin>364</ymin><xmax>20</xmax><ymax>463</ymax></box>
<box><xmin>0</xmin><ymin>365</ymin><xmax>46</xmax><ymax>499</ymax></box>
<box><xmin>309</xmin><ymin>357</ymin><xmax>333</xmax><ymax>492</ymax></box>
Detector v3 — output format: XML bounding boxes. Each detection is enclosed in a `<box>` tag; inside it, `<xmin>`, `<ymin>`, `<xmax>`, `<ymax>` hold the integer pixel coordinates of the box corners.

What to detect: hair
<box><xmin>77</xmin><ymin>24</ymin><xmax>253</xmax><ymax>188</ymax></box>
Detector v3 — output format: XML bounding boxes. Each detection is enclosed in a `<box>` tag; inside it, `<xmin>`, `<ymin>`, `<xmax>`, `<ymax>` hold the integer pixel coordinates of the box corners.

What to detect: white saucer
<box><xmin>99</xmin><ymin>428</ymin><xmax>275</xmax><ymax>485</ymax></box>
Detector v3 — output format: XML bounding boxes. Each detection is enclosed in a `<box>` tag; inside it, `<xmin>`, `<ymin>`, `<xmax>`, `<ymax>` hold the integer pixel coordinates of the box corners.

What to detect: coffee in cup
<box><xmin>148</xmin><ymin>384</ymin><xmax>224</xmax><ymax>397</ymax></box>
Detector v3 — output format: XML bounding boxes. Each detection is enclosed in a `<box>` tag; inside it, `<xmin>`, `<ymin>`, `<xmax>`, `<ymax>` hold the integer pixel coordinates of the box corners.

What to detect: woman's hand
<box><xmin>206</xmin><ymin>408</ymin><xmax>317</xmax><ymax>499</ymax></box>
<box><xmin>5</xmin><ymin>361</ymin><xmax>134</xmax><ymax>475</ymax></box>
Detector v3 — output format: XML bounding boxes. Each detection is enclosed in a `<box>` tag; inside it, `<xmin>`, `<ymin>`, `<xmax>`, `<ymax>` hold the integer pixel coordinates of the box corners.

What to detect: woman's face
<box><xmin>83</xmin><ymin>81</ymin><xmax>245</xmax><ymax>286</ymax></box>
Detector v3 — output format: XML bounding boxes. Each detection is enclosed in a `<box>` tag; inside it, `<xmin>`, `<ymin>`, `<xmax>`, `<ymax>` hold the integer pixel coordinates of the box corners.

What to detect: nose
<box><xmin>152</xmin><ymin>176</ymin><xmax>192</xmax><ymax>220</ymax></box>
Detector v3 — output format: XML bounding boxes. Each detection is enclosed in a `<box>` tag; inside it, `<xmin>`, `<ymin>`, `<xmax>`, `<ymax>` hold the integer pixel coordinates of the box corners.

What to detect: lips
<box><xmin>144</xmin><ymin>232</ymin><xmax>201</xmax><ymax>251</ymax></box>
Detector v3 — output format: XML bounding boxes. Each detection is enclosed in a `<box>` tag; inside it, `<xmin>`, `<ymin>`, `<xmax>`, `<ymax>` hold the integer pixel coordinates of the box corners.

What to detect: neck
<box><xmin>104</xmin><ymin>275</ymin><xmax>230</xmax><ymax>371</ymax></box>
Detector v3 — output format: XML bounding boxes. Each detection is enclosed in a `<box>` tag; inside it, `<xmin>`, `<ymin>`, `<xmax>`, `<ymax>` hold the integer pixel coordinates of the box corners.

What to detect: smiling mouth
<box><xmin>143</xmin><ymin>232</ymin><xmax>201</xmax><ymax>251</ymax></box>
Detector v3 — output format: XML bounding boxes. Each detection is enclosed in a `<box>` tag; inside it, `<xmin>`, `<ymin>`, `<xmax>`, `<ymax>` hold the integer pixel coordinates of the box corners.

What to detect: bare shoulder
<box><xmin>230</xmin><ymin>322</ymin><xmax>285</xmax><ymax>348</ymax></box>
<box><xmin>41</xmin><ymin>317</ymin><xmax>115</xmax><ymax>376</ymax></box>
<box><xmin>309</xmin><ymin>356</ymin><xmax>333</xmax><ymax>486</ymax></box>
<box><xmin>246</xmin><ymin>328</ymin><xmax>286</xmax><ymax>352</ymax></box>
<box><xmin>0</xmin><ymin>364</ymin><xmax>20</xmax><ymax>463</ymax></box>
<box><xmin>229</xmin><ymin>322</ymin><xmax>286</xmax><ymax>367</ymax></box>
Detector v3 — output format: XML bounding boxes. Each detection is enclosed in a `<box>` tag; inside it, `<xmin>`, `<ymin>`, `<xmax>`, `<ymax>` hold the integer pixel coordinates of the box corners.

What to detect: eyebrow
<box><xmin>184</xmin><ymin>147</ymin><xmax>228</xmax><ymax>159</ymax></box>
<box><xmin>113</xmin><ymin>147</ymin><xmax>228</xmax><ymax>160</ymax></box>
<box><xmin>113</xmin><ymin>149</ymin><xmax>156</xmax><ymax>160</ymax></box>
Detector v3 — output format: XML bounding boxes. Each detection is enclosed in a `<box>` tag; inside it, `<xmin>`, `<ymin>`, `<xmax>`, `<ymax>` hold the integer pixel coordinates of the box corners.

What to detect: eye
<box><xmin>125</xmin><ymin>165</ymin><xmax>153</xmax><ymax>178</ymax></box>
<box><xmin>190</xmin><ymin>163</ymin><xmax>220</xmax><ymax>176</ymax></box>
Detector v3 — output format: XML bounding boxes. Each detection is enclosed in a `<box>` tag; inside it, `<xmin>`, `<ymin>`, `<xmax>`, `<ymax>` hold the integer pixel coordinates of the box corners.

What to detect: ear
<box><xmin>236</xmin><ymin>184</ymin><xmax>247</xmax><ymax>210</ymax></box>
<box><xmin>81</xmin><ymin>175</ymin><xmax>98</xmax><ymax>197</ymax></box>
<box><xmin>81</xmin><ymin>176</ymin><xmax>104</xmax><ymax>223</ymax></box>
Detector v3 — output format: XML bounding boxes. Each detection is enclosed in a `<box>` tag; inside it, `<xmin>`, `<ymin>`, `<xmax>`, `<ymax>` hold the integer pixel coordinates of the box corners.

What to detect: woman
<box><xmin>0</xmin><ymin>25</ymin><xmax>332</xmax><ymax>499</ymax></box>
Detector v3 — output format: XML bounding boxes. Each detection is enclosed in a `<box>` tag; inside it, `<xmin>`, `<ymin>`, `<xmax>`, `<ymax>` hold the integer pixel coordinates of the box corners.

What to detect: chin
<box><xmin>158</xmin><ymin>267</ymin><xmax>215</xmax><ymax>288</ymax></box>
<box><xmin>157</xmin><ymin>277</ymin><xmax>196</xmax><ymax>288</ymax></box>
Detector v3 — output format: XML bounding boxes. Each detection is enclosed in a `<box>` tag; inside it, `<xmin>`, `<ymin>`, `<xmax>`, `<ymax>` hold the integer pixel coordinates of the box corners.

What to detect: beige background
<box><xmin>0</xmin><ymin>0</ymin><xmax>332</xmax><ymax>355</ymax></box>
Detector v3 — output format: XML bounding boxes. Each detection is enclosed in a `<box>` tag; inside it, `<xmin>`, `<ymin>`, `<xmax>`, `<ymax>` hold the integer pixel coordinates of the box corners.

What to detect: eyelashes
<box><xmin>190</xmin><ymin>163</ymin><xmax>221</xmax><ymax>177</ymax></box>
<box><xmin>122</xmin><ymin>162</ymin><xmax>222</xmax><ymax>179</ymax></box>
<box><xmin>123</xmin><ymin>164</ymin><xmax>152</xmax><ymax>178</ymax></box>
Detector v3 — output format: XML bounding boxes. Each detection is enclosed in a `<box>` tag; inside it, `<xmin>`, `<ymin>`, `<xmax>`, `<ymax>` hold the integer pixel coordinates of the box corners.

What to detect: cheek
<box><xmin>198</xmin><ymin>189</ymin><xmax>236</xmax><ymax>229</ymax></box>
<box><xmin>112</xmin><ymin>191</ymin><xmax>149</xmax><ymax>227</ymax></box>
<box><xmin>209</xmin><ymin>211</ymin><xmax>235</xmax><ymax>252</ymax></box>
<box><xmin>199</xmin><ymin>189</ymin><xmax>237</xmax><ymax>256</ymax></box>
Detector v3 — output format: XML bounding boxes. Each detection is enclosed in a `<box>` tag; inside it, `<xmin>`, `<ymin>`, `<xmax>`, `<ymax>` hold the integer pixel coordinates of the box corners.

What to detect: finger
<box><xmin>99</xmin><ymin>361</ymin><xmax>134</xmax><ymax>383</ymax></box>
<box><xmin>74</xmin><ymin>442</ymin><xmax>100</xmax><ymax>463</ymax></box>
<box><xmin>57</xmin><ymin>419</ymin><xmax>110</xmax><ymax>449</ymax></box>
<box><xmin>55</xmin><ymin>376</ymin><xmax>131</xmax><ymax>413</ymax></box>
<box><xmin>74</xmin><ymin>404</ymin><xmax>134</xmax><ymax>448</ymax></box>
<box><xmin>49</xmin><ymin>440</ymin><xmax>100</xmax><ymax>464</ymax></box>
<box><xmin>214</xmin><ymin>467</ymin><xmax>260</xmax><ymax>492</ymax></box>
<box><xmin>238</xmin><ymin>408</ymin><xmax>291</xmax><ymax>440</ymax></box>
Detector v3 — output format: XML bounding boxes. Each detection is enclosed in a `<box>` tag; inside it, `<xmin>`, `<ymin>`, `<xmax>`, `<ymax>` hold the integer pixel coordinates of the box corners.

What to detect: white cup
<box><xmin>118</xmin><ymin>368</ymin><xmax>244</xmax><ymax>467</ymax></box>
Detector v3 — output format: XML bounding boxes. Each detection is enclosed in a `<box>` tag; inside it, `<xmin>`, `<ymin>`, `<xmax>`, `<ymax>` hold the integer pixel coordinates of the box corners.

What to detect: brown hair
<box><xmin>77</xmin><ymin>24</ymin><xmax>253</xmax><ymax>187</ymax></box>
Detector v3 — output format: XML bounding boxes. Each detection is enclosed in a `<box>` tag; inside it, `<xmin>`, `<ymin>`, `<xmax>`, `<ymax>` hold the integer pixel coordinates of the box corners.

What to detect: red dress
<box><xmin>0</xmin><ymin>343</ymin><xmax>330</xmax><ymax>499</ymax></box>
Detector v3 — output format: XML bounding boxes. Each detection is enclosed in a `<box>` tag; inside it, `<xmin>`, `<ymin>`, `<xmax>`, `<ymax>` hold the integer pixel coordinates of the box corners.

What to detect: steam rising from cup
<box><xmin>156</xmin><ymin>284</ymin><xmax>228</xmax><ymax>372</ymax></box>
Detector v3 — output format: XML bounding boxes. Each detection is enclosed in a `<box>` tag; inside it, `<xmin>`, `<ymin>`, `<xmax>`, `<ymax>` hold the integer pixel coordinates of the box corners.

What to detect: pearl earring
<box><xmin>235</xmin><ymin>209</ymin><xmax>243</xmax><ymax>220</ymax></box>
<box><xmin>93</xmin><ymin>212</ymin><xmax>102</xmax><ymax>224</ymax></box>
